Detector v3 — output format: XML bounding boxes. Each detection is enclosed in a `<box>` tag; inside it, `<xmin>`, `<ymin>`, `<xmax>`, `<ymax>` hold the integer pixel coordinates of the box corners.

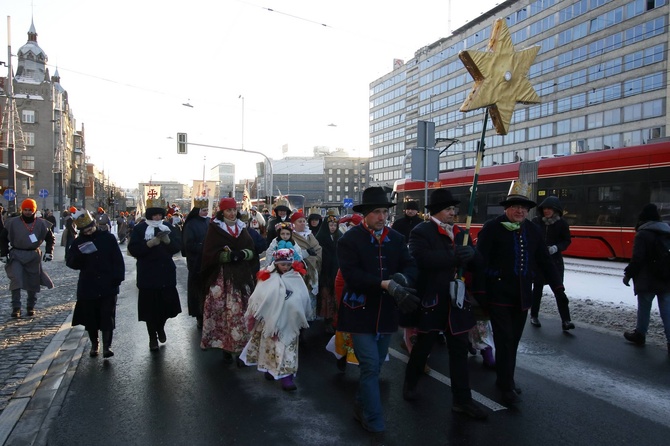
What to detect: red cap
<box><xmin>290</xmin><ymin>211</ymin><xmax>305</xmax><ymax>224</ymax></box>
<box><xmin>218</xmin><ymin>197</ymin><xmax>237</xmax><ymax>211</ymax></box>
<box><xmin>69</xmin><ymin>206</ymin><xmax>77</xmax><ymax>214</ymax></box>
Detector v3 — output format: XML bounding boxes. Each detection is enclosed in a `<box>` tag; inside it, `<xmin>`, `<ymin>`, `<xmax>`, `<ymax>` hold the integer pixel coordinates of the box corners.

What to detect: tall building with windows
<box><xmin>369</xmin><ymin>0</ymin><xmax>668</xmax><ymax>185</ymax></box>
<box><xmin>210</xmin><ymin>163</ymin><xmax>235</xmax><ymax>198</ymax></box>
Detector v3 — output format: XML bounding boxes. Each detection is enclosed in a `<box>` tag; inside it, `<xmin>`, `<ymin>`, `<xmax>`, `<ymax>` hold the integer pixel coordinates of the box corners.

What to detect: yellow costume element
<box><xmin>459</xmin><ymin>18</ymin><xmax>540</xmax><ymax>135</ymax></box>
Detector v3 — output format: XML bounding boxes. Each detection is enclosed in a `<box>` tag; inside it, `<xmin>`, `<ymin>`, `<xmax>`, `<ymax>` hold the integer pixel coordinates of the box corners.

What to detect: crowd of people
<box><xmin>1</xmin><ymin>181</ymin><xmax>669</xmax><ymax>435</ymax></box>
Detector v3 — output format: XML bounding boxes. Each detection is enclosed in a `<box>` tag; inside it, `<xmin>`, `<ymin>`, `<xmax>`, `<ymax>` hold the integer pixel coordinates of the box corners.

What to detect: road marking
<box><xmin>388</xmin><ymin>347</ymin><xmax>507</xmax><ymax>411</ymax></box>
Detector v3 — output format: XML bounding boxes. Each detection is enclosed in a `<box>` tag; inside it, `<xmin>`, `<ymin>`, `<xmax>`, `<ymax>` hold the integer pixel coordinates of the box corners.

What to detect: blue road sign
<box><xmin>343</xmin><ymin>198</ymin><xmax>354</xmax><ymax>208</ymax></box>
<box><xmin>3</xmin><ymin>189</ymin><xmax>16</xmax><ymax>201</ymax></box>
<box><xmin>39</xmin><ymin>189</ymin><xmax>49</xmax><ymax>198</ymax></box>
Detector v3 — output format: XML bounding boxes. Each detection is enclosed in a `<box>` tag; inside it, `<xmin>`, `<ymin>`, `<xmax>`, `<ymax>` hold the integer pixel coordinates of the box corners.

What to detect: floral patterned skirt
<box><xmin>240</xmin><ymin>320</ymin><xmax>300</xmax><ymax>378</ymax></box>
<box><xmin>200</xmin><ymin>273</ymin><xmax>251</xmax><ymax>353</ymax></box>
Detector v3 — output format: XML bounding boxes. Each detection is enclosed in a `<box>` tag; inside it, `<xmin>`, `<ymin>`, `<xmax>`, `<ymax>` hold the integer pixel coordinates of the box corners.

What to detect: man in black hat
<box><xmin>402</xmin><ymin>188</ymin><xmax>487</xmax><ymax>419</ymax></box>
<box><xmin>337</xmin><ymin>186</ymin><xmax>419</xmax><ymax>434</ymax></box>
<box><xmin>391</xmin><ymin>201</ymin><xmax>422</xmax><ymax>241</ymax></box>
<box><xmin>475</xmin><ymin>181</ymin><xmax>566</xmax><ymax>405</ymax></box>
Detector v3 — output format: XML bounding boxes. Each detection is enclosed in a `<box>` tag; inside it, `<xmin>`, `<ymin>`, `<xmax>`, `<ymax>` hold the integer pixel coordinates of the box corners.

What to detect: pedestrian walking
<box><xmin>67</xmin><ymin>209</ymin><xmax>125</xmax><ymax>358</ymax></box>
<box><xmin>530</xmin><ymin>196</ymin><xmax>574</xmax><ymax>329</ymax></box>
<box><xmin>316</xmin><ymin>209</ymin><xmax>340</xmax><ymax>334</ymax></box>
<box><xmin>336</xmin><ymin>187</ymin><xmax>419</xmax><ymax>433</ymax></box>
<box><xmin>622</xmin><ymin>203</ymin><xmax>670</xmax><ymax>355</ymax></box>
<box><xmin>391</xmin><ymin>200</ymin><xmax>422</xmax><ymax>241</ymax></box>
<box><xmin>240</xmin><ymin>248</ymin><xmax>311</xmax><ymax>390</ymax></box>
<box><xmin>0</xmin><ymin>198</ymin><xmax>55</xmax><ymax>318</ymax></box>
<box><xmin>290</xmin><ymin>211</ymin><xmax>322</xmax><ymax>320</ymax></box>
<box><xmin>200</xmin><ymin>197</ymin><xmax>259</xmax><ymax>365</ymax></box>
<box><xmin>475</xmin><ymin>181</ymin><xmax>567</xmax><ymax>405</ymax></box>
<box><xmin>127</xmin><ymin>199</ymin><xmax>182</xmax><ymax>351</ymax></box>
<box><xmin>61</xmin><ymin>207</ymin><xmax>77</xmax><ymax>260</ymax></box>
<box><xmin>182</xmin><ymin>198</ymin><xmax>210</xmax><ymax>329</ymax></box>
<box><xmin>96</xmin><ymin>207</ymin><xmax>111</xmax><ymax>232</ymax></box>
<box><xmin>402</xmin><ymin>188</ymin><xmax>488</xmax><ymax>419</ymax></box>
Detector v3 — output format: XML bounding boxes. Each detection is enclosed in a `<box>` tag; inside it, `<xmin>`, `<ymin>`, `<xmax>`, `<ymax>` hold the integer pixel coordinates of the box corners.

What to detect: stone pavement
<box><xmin>0</xmin><ymin>235</ymin><xmax>88</xmax><ymax>446</ymax></box>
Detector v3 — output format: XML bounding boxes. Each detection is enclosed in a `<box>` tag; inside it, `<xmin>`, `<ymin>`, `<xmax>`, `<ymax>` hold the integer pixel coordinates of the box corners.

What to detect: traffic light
<box><xmin>177</xmin><ymin>133</ymin><xmax>187</xmax><ymax>154</ymax></box>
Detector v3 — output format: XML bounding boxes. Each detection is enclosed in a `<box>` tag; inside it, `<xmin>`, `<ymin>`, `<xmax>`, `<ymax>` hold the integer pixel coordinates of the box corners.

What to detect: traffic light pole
<box><xmin>176</xmin><ymin>136</ymin><xmax>273</xmax><ymax>204</ymax></box>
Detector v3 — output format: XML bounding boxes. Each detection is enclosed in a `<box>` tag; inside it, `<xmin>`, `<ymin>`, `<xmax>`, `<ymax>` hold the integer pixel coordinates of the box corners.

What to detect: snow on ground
<box><xmin>537</xmin><ymin>258</ymin><xmax>668</xmax><ymax>348</ymax></box>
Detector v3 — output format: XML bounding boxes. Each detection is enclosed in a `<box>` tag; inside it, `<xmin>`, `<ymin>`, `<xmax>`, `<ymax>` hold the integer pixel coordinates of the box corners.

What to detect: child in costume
<box><xmin>240</xmin><ymin>248</ymin><xmax>311</xmax><ymax>391</ymax></box>
<box><xmin>260</xmin><ymin>222</ymin><xmax>303</xmax><ymax>269</ymax></box>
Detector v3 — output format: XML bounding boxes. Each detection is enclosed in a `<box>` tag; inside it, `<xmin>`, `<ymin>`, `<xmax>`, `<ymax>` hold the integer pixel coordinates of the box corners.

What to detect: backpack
<box><xmin>651</xmin><ymin>233</ymin><xmax>670</xmax><ymax>280</ymax></box>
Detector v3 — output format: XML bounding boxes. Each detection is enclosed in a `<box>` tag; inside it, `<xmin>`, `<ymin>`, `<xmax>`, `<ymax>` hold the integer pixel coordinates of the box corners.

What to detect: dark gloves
<box><xmin>454</xmin><ymin>245</ymin><xmax>475</xmax><ymax>265</ymax></box>
<box><xmin>623</xmin><ymin>276</ymin><xmax>631</xmax><ymax>287</ymax></box>
<box><xmin>391</xmin><ymin>272</ymin><xmax>412</xmax><ymax>288</ymax></box>
<box><xmin>387</xmin><ymin>280</ymin><xmax>420</xmax><ymax>313</ymax></box>
<box><xmin>306</xmin><ymin>248</ymin><xmax>317</xmax><ymax>256</ymax></box>
<box><xmin>231</xmin><ymin>250</ymin><xmax>245</xmax><ymax>263</ymax></box>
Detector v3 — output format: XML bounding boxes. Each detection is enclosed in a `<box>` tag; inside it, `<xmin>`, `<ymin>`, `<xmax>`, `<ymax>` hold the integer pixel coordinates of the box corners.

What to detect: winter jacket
<box><xmin>127</xmin><ymin>221</ymin><xmax>181</xmax><ymax>289</ymax></box>
<box><xmin>391</xmin><ymin>215</ymin><xmax>424</xmax><ymax>242</ymax></box>
<box><xmin>531</xmin><ymin>201</ymin><xmax>571</xmax><ymax>283</ymax></box>
<box><xmin>67</xmin><ymin>229</ymin><xmax>125</xmax><ymax>299</ymax></box>
<box><xmin>624</xmin><ymin>221</ymin><xmax>670</xmax><ymax>295</ymax></box>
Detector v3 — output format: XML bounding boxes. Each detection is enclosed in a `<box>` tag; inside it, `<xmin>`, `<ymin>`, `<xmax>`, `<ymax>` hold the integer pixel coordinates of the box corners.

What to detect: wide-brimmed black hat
<box><xmin>499</xmin><ymin>180</ymin><xmax>536</xmax><ymax>209</ymax></box>
<box><xmin>353</xmin><ymin>187</ymin><xmax>395</xmax><ymax>214</ymax></box>
<box><xmin>425</xmin><ymin>189</ymin><xmax>460</xmax><ymax>214</ymax></box>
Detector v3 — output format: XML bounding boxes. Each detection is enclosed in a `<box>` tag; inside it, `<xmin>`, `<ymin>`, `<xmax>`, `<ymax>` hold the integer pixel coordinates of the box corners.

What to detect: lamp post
<box><xmin>239</xmin><ymin>95</ymin><xmax>245</xmax><ymax>151</ymax></box>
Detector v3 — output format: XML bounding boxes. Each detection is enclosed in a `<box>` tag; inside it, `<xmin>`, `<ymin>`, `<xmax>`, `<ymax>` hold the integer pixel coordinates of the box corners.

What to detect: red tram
<box><xmin>392</xmin><ymin>142</ymin><xmax>670</xmax><ymax>259</ymax></box>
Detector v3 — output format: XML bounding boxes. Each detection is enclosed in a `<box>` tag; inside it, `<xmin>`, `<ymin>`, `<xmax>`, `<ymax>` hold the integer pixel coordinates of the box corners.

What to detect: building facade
<box><xmin>323</xmin><ymin>150</ymin><xmax>368</xmax><ymax>209</ymax></box>
<box><xmin>369</xmin><ymin>0</ymin><xmax>669</xmax><ymax>186</ymax></box>
<box><xmin>209</xmin><ymin>163</ymin><xmax>235</xmax><ymax>199</ymax></box>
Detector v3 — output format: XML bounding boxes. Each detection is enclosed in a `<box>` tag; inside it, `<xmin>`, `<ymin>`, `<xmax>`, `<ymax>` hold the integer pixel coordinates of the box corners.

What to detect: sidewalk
<box><xmin>0</xmin><ymin>234</ymin><xmax>87</xmax><ymax>446</ymax></box>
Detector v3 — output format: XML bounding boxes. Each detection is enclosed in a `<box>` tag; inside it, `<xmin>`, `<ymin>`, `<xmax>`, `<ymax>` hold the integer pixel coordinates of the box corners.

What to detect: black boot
<box><xmin>102</xmin><ymin>331</ymin><xmax>114</xmax><ymax>358</ymax></box>
<box><xmin>147</xmin><ymin>323</ymin><xmax>159</xmax><ymax>351</ymax></box>
<box><xmin>88</xmin><ymin>330</ymin><xmax>99</xmax><ymax>357</ymax></box>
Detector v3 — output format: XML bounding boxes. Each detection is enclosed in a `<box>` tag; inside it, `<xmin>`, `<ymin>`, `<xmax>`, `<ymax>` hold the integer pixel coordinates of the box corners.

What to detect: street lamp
<box><xmin>239</xmin><ymin>95</ymin><xmax>245</xmax><ymax>150</ymax></box>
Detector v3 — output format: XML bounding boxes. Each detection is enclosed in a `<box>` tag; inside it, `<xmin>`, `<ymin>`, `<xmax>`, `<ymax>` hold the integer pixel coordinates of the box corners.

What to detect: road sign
<box><xmin>38</xmin><ymin>189</ymin><xmax>49</xmax><ymax>198</ymax></box>
<box><xmin>343</xmin><ymin>198</ymin><xmax>354</xmax><ymax>208</ymax></box>
<box><xmin>3</xmin><ymin>189</ymin><xmax>16</xmax><ymax>201</ymax></box>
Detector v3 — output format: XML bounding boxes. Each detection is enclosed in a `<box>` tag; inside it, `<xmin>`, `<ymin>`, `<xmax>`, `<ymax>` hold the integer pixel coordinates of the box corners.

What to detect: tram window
<box><xmin>589</xmin><ymin>186</ymin><xmax>621</xmax><ymax>226</ymax></box>
<box><xmin>650</xmin><ymin>182</ymin><xmax>670</xmax><ymax>222</ymax></box>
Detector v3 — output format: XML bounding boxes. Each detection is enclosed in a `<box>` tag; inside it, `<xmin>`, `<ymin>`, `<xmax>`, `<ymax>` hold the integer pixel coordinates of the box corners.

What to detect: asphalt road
<box><xmin>44</xmin><ymin>247</ymin><xmax>670</xmax><ymax>446</ymax></box>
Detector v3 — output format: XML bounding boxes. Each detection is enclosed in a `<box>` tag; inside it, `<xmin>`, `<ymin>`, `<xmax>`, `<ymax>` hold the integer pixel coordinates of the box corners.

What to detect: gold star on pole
<box><xmin>459</xmin><ymin>18</ymin><xmax>540</xmax><ymax>135</ymax></box>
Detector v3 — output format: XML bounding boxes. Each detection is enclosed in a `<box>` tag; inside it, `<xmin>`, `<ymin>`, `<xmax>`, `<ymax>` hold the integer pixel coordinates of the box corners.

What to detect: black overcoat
<box><xmin>127</xmin><ymin>221</ymin><xmax>181</xmax><ymax>289</ymax></box>
<box><xmin>405</xmin><ymin>221</ymin><xmax>477</xmax><ymax>334</ymax></box>
<box><xmin>476</xmin><ymin>214</ymin><xmax>561</xmax><ymax>310</ymax></box>
<box><xmin>531</xmin><ymin>215</ymin><xmax>571</xmax><ymax>282</ymax></box>
<box><xmin>66</xmin><ymin>229</ymin><xmax>125</xmax><ymax>299</ymax></box>
<box><xmin>624</xmin><ymin>221</ymin><xmax>670</xmax><ymax>295</ymax></box>
<box><xmin>336</xmin><ymin>224</ymin><xmax>417</xmax><ymax>334</ymax></box>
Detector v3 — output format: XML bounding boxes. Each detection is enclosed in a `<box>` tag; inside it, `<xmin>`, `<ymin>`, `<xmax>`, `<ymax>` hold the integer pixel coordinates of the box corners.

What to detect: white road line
<box><xmin>388</xmin><ymin>347</ymin><xmax>507</xmax><ymax>412</ymax></box>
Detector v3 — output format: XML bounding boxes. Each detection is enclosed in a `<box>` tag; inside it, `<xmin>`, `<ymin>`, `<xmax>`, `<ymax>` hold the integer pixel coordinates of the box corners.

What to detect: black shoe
<box><xmin>11</xmin><ymin>308</ymin><xmax>20</xmax><ymax>318</ymax></box>
<box><xmin>353</xmin><ymin>404</ymin><xmax>384</xmax><ymax>433</ymax></box>
<box><xmin>89</xmin><ymin>341</ymin><xmax>99</xmax><ymax>357</ymax></box>
<box><xmin>402</xmin><ymin>382</ymin><xmax>419</xmax><ymax>401</ymax></box>
<box><xmin>452</xmin><ymin>400</ymin><xmax>489</xmax><ymax>420</ymax></box>
<box><xmin>157</xmin><ymin>328</ymin><xmax>167</xmax><ymax>343</ymax></box>
<box><xmin>496</xmin><ymin>380</ymin><xmax>522</xmax><ymax>395</ymax></box>
<box><xmin>149</xmin><ymin>337</ymin><xmax>159</xmax><ymax>351</ymax></box>
<box><xmin>26</xmin><ymin>307</ymin><xmax>35</xmax><ymax>317</ymax></box>
<box><xmin>222</xmin><ymin>352</ymin><xmax>234</xmax><ymax>364</ymax></box>
<box><xmin>623</xmin><ymin>329</ymin><xmax>645</xmax><ymax>345</ymax></box>
<box><xmin>264</xmin><ymin>371</ymin><xmax>275</xmax><ymax>381</ymax></box>
<box><xmin>530</xmin><ymin>316</ymin><xmax>541</xmax><ymax>327</ymax></box>
<box><xmin>562</xmin><ymin>321</ymin><xmax>575</xmax><ymax>331</ymax></box>
<box><xmin>336</xmin><ymin>356</ymin><xmax>347</xmax><ymax>372</ymax></box>
<box><xmin>103</xmin><ymin>348</ymin><xmax>114</xmax><ymax>358</ymax></box>
<box><xmin>502</xmin><ymin>389</ymin><xmax>522</xmax><ymax>405</ymax></box>
<box><xmin>196</xmin><ymin>317</ymin><xmax>203</xmax><ymax>330</ymax></box>
<box><xmin>437</xmin><ymin>333</ymin><xmax>447</xmax><ymax>345</ymax></box>
<box><xmin>236</xmin><ymin>357</ymin><xmax>246</xmax><ymax>368</ymax></box>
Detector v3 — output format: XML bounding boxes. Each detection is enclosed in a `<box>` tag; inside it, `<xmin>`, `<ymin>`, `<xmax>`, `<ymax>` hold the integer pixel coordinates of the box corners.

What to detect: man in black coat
<box><xmin>475</xmin><ymin>181</ymin><xmax>566</xmax><ymax>405</ymax></box>
<box><xmin>530</xmin><ymin>196</ymin><xmax>573</xmax><ymax>329</ymax></box>
<box><xmin>265</xmin><ymin>201</ymin><xmax>292</xmax><ymax>243</ymax></box>
<box><xmin>183</xmin><ymin>202</ymin><xmax>210</xmax><ymax>329</ymax></box>
<box><xmin>403</xmin><ymin>188</ymin><xmax>487</xmax><ymax>419</ymax></box>
<box><xmin>337</xmin><ymin>187</ymin><xmax>419</xmax><ymax>434</ymax></box>
<box><xmin>391</xmin><ymin>200</ymin><xmax>422</xmax><ymax>241</ymax></box>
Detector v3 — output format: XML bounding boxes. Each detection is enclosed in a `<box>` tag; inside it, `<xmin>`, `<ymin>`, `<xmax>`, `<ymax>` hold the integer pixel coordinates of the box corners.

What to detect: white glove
<box><xmin>146</xmin><ymin>237</ymin><xmax>161</xmax><ymax>248</ymax></box>
<box><xmin>548</xmin><ymin>245</ymin><xmax>558</xmax><ymax>255</ymax></box>
<box><xmin>43</xmin><ymin>253</ymin><xmax>53</xmax><ymax>262</ymax></box>
<box><xmin>0</xmin><ymin>256</ymin><xmax>7</xmax><ymax>264</ymax></box>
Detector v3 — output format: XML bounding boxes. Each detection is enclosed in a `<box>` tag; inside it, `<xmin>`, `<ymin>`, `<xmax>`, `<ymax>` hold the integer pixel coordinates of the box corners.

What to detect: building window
<box><xmin>21</xmin><ymin>155</ymin><xmax>35</xmax><ymax>170</ymax></box>
<box><xmin>328</xmin><ymin>177</ymin><xmax>333</xmax><ymax>183</ymax></box>
<box><xmin>344</xmin><ymin>169</ymin><xmax>349</xmax><ymax>175</ymax></box>
<box><xmin>22</xmin><ymin>110</ymin><xmax>35</xmax><ymax>123</ymax></box>
<box><xmin>24</xmin><ymin>132</ymin><xmax>35</xmax><ymax>146</ymax></box>
<box><xmin>328</xmin><ymin>195</ymin><xmax>333</xmax><ymax>201</ymax></box>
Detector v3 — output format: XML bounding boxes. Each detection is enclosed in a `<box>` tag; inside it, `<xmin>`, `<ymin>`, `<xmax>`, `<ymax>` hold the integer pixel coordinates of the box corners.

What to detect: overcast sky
<box><xmin>5</xmin><ymin>0</ymin><xmax>501</xmax><ymax>189</ymax></box>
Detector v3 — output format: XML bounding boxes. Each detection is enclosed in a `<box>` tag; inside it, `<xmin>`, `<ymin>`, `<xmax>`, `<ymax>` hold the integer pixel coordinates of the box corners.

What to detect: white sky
<box><xmin>5</xmin><ymin>0</ymin><xmax>501</xmax><ymax>189</ymax></box>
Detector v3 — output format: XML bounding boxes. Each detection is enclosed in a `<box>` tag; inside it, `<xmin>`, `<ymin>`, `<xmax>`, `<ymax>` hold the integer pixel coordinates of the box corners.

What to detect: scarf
<box><xmin>501</xmin><ymin>221</ymin><xmax>521</xmax><ymax>231</ymax></box>
<box><xmin>213</xmin><ymin>217</ymin><xmax>245</xmax><ymax>238</ymax></box>
<box><xmin>542</xmin><ymin>214</ymin><xmax>560</xmax><ymax>225</ymax></box>
<box><xmin>145</xmin><ymin>219</ymin><xmax>170</xmax><ymax>241</ymax></box>
<box><xmin>431</xmin><ymin>216</ymin><xmax>454</xmax><ymax>240</ymax></box>
<box><xmin>296</xmin><ymin>229</ymin><xmax>312</xmax><ymax>239</ymax></box>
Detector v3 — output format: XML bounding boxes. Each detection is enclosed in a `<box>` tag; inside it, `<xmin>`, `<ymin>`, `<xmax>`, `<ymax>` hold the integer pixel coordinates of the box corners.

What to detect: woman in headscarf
<box><xmin>315</xmin><ymin>210</ymin><xmax>341</xmax><ymax>333</ymax></box>
<box><xmin>127</xmin><ymin>200</ymin><xmax>182</xmax><ymax>352</ymax></box>
<box><xmin>182</xmin><ymin>199</ymin><xmax>210</xmax><ymax>329</ymax></box>
<box><xmin>200</xmin><ymin>198</ymin><xmax>259</xmax><ymax>364</ymax></box>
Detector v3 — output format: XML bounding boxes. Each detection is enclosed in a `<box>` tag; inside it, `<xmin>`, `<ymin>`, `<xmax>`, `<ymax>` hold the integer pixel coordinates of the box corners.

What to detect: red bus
<box><xmin>392</xmin><ymin>141</ymin><xmax>670</xmax><ymax>260</ymax></box>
